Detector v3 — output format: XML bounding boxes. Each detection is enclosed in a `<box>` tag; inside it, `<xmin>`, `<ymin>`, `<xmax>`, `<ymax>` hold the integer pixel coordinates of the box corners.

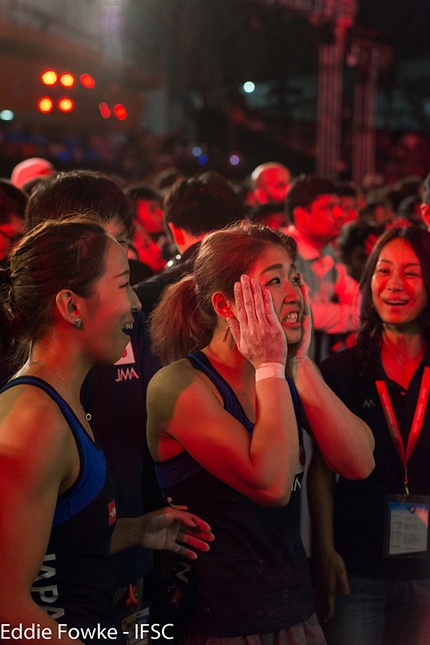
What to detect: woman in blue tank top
<box><xmin>147</xmin><ymin>221</ymin><xmax>375</xmax><ymax>644</ymax></box>
<box><xmin>0</xmin><ymin>217</ymin><xmax>213</xmax><ymax>644</ymax></box>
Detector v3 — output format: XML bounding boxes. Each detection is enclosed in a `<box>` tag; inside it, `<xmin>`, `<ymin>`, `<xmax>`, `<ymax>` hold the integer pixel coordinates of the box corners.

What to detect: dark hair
<box><xmin>124</xmin><ymin>182</ymin><xmax>161</xmax><ymax>204</ymax></box>
<box><xmin>150</xmin><ymin>221</ymin><xmax>297</xmax><ymax>364</ymax></box>
<box><xmin>422</xmin><ymin>172</ymin><xmax>430</xmax><ymax>205</ymax></box>
<box><xmin>285</xmin><ymin>174</ymin><xmax>339</xmax><ymax>221</ymax></box>
<box><xmin>163</xmin><ymin>171</ymin><xmax>245</xmax><ymax>235</ymax></box>
<box><xmin>153</xmin><ymin>168</ymin><xmax>184</xmax><ymax>192</ymax></box>
<box><xmin>358</xmin><ymin>226</ymin><xmax>430</xmax><ymax>364</ymax></box>
<box><xmin>25</xmin><ymin>170</ymin><xmax>133</xmax><ymax>233</ymax></box>
<box><xmin>0</xmin><ymin>216</ymin><xmax>108</xmax><ymax>363</ymax></box>
<box><xmin>248</xmin><ymin>201</ymin><xmax>288</xmax><ymax>228</ymax></box>
<box><xmin>0</xmin><ymin>179</ymin><xmax>27</xmax><ymax>224</ymax></box>
<box><xmin>338</xmin><ymin>222</ymin><xmax>385</xmax><ymax>258</ymax></box>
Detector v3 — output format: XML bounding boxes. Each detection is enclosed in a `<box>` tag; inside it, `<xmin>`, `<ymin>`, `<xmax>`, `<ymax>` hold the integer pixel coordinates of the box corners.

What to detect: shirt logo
<box><xmin>115</xmin><ymin>342</ymin><xmax>135</xmax><ymax>366</ymax></box>
<box><xmin>108</xmin><ymin>500</ymin><xmax>117</xmax><ymax>525</ymax></box>
<box><xmin>363</xmin><ymin>399</ymin><xmax>376</xmax><ymax>408</ymax></box>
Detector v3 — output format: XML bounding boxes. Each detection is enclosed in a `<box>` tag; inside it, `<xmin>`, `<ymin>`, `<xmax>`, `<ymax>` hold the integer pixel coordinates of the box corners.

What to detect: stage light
<box><xmin>58</xmin><ymin>97</ymin><xmax>74</xmax><ymax>112</ymax></box>
<box><xmin>0</xmin><ymin>110</ymin><xmax>14</xmax><ymax>121</ymax></box>
<box><xmin>38</xmin><ymin>97</ymin><xmax>54</xmax><ymax>113</ymax></box>
<box><xmin>99</xmin><ymin>102</ymin><xmax>111</xmax><ymax>118</ymax></box>
<box><xmin>243</xmin><ymin>81</ymin><xmax>255</xmax><ymax>93</ymax></box>
<box><xmin>41</xmin><ymin>70</ymin><xmax>58</xmax><ymax>86</ymax></box>
<box><xmin>113</xmin><ymin>104</ymin><xmax>127</xmax><ymax>120</ymax></box>
<box><xmin>59</xmin><ymin>73</ymin><xmax>75</xmax><ymax>88</ymax></box>
<box><xmin>80</xmin><ymin>74</ymin><xmax>95</xmax><ymax>88</ymax></box>
<box><xmin>229</xmin><ymin>154</ymin><xmax>240</xmax><ymax>166</ymax></box>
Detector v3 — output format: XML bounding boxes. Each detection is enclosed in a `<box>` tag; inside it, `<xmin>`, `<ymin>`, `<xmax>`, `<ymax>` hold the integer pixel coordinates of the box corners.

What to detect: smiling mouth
<box><xmin>383</xmin><ymin>300</ymin><xmax>408</xmax><ymax>306</ymax></box>
<box><xmin>123</xmin><ymin>322</ymin><xmax>134</xmax><ymax>333</ymax></box>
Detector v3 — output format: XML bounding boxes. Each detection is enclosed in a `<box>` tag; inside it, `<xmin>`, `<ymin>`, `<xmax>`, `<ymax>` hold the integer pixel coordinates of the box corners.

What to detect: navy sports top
<box><xmin>0</xmin><ymin>376</ymin><xmax>123</xmax><ymax>644</ymax></box>
<box><xmin>155</xmin><ymin>351</ymin><xmax>314</xmax><ymax>638</ymax></box>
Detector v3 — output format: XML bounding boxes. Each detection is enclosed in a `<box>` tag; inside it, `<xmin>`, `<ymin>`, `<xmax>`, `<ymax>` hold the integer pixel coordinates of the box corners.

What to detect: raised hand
<box><xmin>226</xmin><ymin>274</ymin><xmax>288</xmax><ymax>368</ymax></box>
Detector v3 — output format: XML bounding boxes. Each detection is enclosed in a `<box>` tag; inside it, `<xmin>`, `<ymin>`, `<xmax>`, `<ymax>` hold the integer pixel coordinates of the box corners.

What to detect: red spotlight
<box><xmin>38</xmin><ymin>96</ymin><xmax>54</xmax><ymax>113</ymax></box>
<box><xmin>113</xmin><ymin>104</ymin><xmax>127</xmax><ymax>120</ymax></box>
<box><xmin>59</xmin><ymin>73</ymin><xmax>75</xmax><ymax>88</ymax></box>
<box><xmin>99</xmin><ymin>102</ymin><xmax>111</xmax><ymax>119</ymax></box>
<box><xmin>80</xmin><ymin>73</ymin><xmax>95</xmax><ymax>89</ymax></box>
<box><xmin>41</xmin><ymin>70</ymin><xmax>57</xmax><ymax>86</ymax></box>
<box><xmin>58</xmin><ymin>97</ymin><xmax>74</xmax><ymax>113</ymax></box>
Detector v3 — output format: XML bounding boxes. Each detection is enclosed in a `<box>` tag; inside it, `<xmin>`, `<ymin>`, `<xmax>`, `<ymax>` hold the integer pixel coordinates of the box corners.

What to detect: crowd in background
<box><xmin>1</xmin><ymin>139</ymin><xmax>430</xmax><ymax>645</ymax></box>
<box><xmin>2</xmin><ymin>117</ymin><xmax>430</xmax><ymax>187</ymax></box>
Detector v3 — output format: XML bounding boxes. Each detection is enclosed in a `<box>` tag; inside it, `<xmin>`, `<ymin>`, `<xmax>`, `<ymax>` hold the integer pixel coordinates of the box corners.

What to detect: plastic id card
<box><xmin>384</xmin><ymin>494</ymin><xmax>429</xmax><ymax>558</ymax></box>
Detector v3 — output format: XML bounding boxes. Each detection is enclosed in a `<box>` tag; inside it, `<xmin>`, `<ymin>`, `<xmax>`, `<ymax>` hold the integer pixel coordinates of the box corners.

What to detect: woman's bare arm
<box><xmin>0</xmin><ymin>392</ymin><xmax>85</xmax><ymax>644</ymax></box>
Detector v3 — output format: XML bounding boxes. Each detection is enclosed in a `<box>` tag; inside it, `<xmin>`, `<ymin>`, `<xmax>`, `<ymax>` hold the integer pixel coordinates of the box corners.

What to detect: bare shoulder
<box><xmin>148</xmin><ymin>358</ymin><xmax>199</xmax><ymax>394</ymax></box>
<box><xmin>0</xmin><ymin>384</ymin><xmax>75</xmax><ymax>488</ymax></box>
<box><xmin>147</xmin><ymin>358</ymin><xmax>222</xmax><ymax>420</ymax></box>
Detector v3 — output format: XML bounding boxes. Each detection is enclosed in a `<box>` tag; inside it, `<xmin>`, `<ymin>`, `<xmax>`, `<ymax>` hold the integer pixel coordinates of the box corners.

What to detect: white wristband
<box><xmin>255</xmin><ymin>362</ymin><xmax>285</xmax><ymax>382</ymax></box>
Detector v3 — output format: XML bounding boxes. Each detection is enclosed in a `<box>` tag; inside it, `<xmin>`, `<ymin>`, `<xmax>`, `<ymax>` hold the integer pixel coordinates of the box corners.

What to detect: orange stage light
<box><xmin>38</xmin><ymin>97</ymin><xmax>54</xmax><ymax>113</ymax></box>
<box><xmin>59</xmin><ymin>73</ymin><xmax>75</xmax><ymax>88</ymax></box>
<box><xmin>41</xmin><ymin>70</ymin><xmax>58</xmax><ymax>86</ymax></box>
<box><xmin>58</xmin><ymin>97</ymin><xmax>74</xmax><ymax>112</ymax></box>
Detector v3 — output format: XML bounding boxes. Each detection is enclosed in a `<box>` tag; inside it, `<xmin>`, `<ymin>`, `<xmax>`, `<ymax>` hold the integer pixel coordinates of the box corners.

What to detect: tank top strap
<box><xmin>1</xmin><ymin>375</ymin><xmax>101</xmax><ymax>450</ymax></box>
<box><xmin>1</xmin><ymin>375</ymin><xmax>107</xmax><ymax>526</ymax></box>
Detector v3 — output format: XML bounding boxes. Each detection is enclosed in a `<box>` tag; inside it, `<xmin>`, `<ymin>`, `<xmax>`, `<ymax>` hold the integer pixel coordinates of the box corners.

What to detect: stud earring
<box><xmin>76</xmin><ymin>319</ymin><xmax>82</xmax><ymax>328</ymax></box>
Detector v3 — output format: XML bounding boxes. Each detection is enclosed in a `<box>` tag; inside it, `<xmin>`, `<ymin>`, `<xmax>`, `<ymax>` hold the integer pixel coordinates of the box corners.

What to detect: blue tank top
<box><xmin>0</xmin><ymin>376</ymin><xmax>123</xmax><ymax>644</ymax></box>
<box><xmin>155</xmin><ymin>352</ymin><xmax>314</xmax><ymax>638</ymax></box>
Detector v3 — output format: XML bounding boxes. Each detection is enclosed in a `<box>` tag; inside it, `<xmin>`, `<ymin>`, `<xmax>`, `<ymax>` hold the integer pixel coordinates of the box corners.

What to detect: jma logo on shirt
<box><xmin>114</xmin><ymin>342</ymin><xmax>139</xmax><ymax>381</ymax></box>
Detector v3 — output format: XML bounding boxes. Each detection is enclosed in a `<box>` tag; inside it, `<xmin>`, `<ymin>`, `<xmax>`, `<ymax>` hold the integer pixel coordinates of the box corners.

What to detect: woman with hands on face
<box><xmin>147</xmin><ymin>221</ymin><xmax>375</xmax><ymax>644</ymax></box>
<box><xmin>0</xmin><ymin>217</ymin><xmax>213</xmax><ymax>645</ymax></box>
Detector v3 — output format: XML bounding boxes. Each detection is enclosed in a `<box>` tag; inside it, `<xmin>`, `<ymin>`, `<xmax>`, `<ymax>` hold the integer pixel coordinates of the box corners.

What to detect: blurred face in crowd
<box><xmin>0</xmin><ymin>215</ymin><xmax>25</xmax><ymax>261</ymax></box>
<box><xmin>294</xmin><ymin>193</ymin><xmax>344</xmax><ymax>248</ymax></box>
<box><xmin>339</xmin><ymin>194</ymin><xmax>359</xmax><ymax>225</ymax></box>
<box><xmin>136</xmin><ymin>199</ymin><xmax>164</xmax><ymax>238</ymax></box>
<box><xmin>254</xmin><ymin>166</ymin><xmax>291</xmax><ymax>204</ymax></box>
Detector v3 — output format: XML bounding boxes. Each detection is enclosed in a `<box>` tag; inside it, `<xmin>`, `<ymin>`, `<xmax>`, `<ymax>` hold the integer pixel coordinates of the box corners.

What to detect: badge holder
<box><xmin>384</xmin><ymin>494</ymin><xmax>429</xmax><ymax>558</ymax></box>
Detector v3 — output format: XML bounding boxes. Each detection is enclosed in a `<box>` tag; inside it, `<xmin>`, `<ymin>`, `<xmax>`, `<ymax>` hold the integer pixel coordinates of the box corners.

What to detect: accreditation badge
<box><xmin>384</xmin><ymin>494</ymin><xmax>430</xmax><ymax>558</ymax></box>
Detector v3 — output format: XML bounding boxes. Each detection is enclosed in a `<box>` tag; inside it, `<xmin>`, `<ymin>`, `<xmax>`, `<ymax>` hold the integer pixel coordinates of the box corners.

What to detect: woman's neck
<box><xmin>23</xmin><ymin>336</ymin><xmax>90</xmax><ymax>396</ymax></box>
<box><xmin>382</xmin><ymin>326</ymin><xmax>425</xmax><ymax>357</ymax></box>
<box><xmin>380</xmin><ymin>327</ymin><xmax>426</xmax><ymax>389</ymax></box>
<box><xmin>204</xmin><ymin>326</ymin><xmax>253</xmax><ymax>371</ymax></box>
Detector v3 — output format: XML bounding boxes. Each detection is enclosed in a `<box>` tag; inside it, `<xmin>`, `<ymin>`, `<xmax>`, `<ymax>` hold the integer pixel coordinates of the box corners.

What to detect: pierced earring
<box><xmin>75</xmin><ymin>319</ymin><xmax>82</xmax><ymax>328</ymax></box>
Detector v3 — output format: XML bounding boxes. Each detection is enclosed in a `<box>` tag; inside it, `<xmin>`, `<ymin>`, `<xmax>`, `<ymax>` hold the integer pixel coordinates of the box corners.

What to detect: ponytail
<box><xmin>150</xmin><ymin>275</ymin><xmax>215</xmax><ymax>365</ymax></box>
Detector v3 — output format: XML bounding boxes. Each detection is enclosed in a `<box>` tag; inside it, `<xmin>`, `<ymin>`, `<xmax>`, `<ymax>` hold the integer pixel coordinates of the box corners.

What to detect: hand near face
<box><xmin>287</xmin><ymin>278</ymin><xmax>312</xmax><ymax>362</ymax></box>
<box><xmin>226</xmin><ymin>274</ymin><xmax>288</xmax><ymax>368</ymax></box>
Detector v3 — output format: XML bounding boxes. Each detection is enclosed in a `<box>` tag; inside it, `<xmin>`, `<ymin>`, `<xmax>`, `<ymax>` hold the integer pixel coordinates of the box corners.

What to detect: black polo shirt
<box><xmin>321</xmin><ymin>344</ymin><xmax>430</xmax><ymax>580</ymax></box>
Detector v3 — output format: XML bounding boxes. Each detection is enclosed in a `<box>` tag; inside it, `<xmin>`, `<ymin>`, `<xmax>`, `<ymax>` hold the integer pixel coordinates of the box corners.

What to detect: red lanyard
<box><xmin>375</xmin><ymin>366</ymin><xmax>430</xmax><ymax>496</ymax></box>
